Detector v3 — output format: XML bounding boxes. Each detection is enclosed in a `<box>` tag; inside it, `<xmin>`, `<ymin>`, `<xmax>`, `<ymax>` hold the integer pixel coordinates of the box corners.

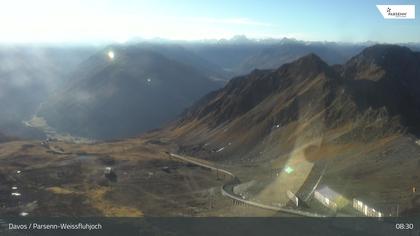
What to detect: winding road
<box><xmin>169</xmin><ymin>153</ymin><xmax>325</xmax><ymax>217</ymax></box>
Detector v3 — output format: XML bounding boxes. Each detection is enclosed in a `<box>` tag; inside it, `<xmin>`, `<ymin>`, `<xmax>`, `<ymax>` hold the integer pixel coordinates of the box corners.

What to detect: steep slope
<box><xmin>38</xmin><ymin>46</ymin><xmax>222</xmax><ymax>140</ymax></box>
<box><xmin>160</xmin><ymin>45</ymin><xmax>420</xmax><ymax>216</ymax></box>
<box><xmin>342</xmin><ymin>45</ymin><xmax>420</xmax><ymax>133</ymax></box>
<box><xmin>173</xmin><ymin>53</ymin><xmax>365</xmax><ymax>157</ymax></box>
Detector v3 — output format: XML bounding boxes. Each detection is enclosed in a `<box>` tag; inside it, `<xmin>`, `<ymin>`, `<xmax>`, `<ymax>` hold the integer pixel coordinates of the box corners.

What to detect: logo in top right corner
<box><xmin>376</xmin><ymin>5</ymin><xmax>415</xmax><ymax>19</ymax></box>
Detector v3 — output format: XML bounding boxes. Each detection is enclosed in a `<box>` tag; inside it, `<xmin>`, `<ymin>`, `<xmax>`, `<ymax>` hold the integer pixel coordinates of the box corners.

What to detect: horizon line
<box><xmin>0</xmin><ymin>35</ymin><xmax>419</xmax><ymax>46</ymax></box>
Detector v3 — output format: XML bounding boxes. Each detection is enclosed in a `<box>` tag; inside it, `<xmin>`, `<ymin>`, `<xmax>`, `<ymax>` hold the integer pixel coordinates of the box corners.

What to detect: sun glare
<box><xmin>108</xmin><ymin>51</ymin><xmax>115</xmax><ymax>60</ymax></box>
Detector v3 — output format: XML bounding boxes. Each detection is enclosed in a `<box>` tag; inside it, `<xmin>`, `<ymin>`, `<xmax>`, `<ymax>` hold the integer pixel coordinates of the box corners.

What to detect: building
<box><xmin>314</xmin><ymin>186</ymin><xmax>339</xmax><ymax>211</ymax></box>
<box><xmin>352</xmin><ymin>199</ymin><xmax>383</xmax><ymax>217</ymax></box>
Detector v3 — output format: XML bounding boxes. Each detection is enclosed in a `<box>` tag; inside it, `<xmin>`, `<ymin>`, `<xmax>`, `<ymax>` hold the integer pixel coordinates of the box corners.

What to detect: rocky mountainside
<box><xmin>163</xmin><ymin>45</ymin><xmax>420</xmax><ymax>216</ymax></box>
<box><xmin>341</xmin><ymin>45</ymin><xmax>420</xmax><ymax>133</ymax></box>
<box><xmin>173</xmin><ymin>45</ymin><xmax>419</xmax><ymax>153</ymax></box>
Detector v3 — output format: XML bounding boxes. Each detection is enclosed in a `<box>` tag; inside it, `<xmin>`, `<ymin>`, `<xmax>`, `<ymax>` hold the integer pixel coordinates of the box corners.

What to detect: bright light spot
<box><xmin>20</xmin><ymin>212</ymin><xmax>29</xmax><ymax>217</ymax></box>
<box><xmin>108</xmin><ymin>51</ymin><xmax>115</xmax><ymax>60</ymax></box>
<box><xmin>147</xmin><ymin>78</ymin><xmax>152</xmax><ymax>83</ymax></box>
<box><xmin>284</xmin><ymin>166</ymin><xmax>294</xmax><ymax>174</ymax></box>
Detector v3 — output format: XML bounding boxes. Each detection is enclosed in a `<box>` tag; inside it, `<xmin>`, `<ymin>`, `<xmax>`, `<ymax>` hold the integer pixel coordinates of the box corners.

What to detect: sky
<box><xmin>0</xmin><ymin>0</ymin><xmax>419</xmax><ymax>44</ymax></box>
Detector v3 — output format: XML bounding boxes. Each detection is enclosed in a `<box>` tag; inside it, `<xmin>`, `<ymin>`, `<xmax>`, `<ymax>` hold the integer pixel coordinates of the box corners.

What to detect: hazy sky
<box><xmin>0</xmin><ymin>0</ymin><xmax>419</xmax><ymax>43</ymax></box>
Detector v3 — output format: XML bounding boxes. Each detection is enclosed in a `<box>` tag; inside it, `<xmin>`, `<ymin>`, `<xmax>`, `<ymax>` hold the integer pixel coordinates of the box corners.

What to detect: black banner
<box><xmin>1</xmin><ymin>217</ymin><xmax>419</xmax><ymax>236</ymax></box>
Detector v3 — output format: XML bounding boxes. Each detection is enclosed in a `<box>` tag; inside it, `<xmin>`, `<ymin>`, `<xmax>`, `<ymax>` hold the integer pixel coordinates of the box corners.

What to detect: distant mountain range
<box><xmin>38</xmin><ymin>46</ymin><xmax>223</xmax><ymax>139</ymax></box>
<box><xmin>183</xmin><ymin>41</ymin><xmax>271</xmax><ymax>73</ymax></box>
<box><xmin>235</xmin><ymin>41</ymin><xmax>367</xmax><ymax>74</ymax></box>
<box><xmin>133</xmin><ymin>43</ymin><xmax>230</xmax><ymax>81</ymax></box>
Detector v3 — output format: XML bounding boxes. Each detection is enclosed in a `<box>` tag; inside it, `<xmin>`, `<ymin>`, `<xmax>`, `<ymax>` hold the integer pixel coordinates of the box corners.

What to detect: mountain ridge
<box><xmin>158</xmin><ymin>44</ymin><xmax>420</xmax><ymax>215</ymax></box>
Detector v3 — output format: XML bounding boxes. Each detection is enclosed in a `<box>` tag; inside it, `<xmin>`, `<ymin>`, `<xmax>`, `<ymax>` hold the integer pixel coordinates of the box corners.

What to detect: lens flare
<box><xmin>108</xmin><ymin>50</ymin><xmax>115</xmax><ymax>60</ymax></box>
